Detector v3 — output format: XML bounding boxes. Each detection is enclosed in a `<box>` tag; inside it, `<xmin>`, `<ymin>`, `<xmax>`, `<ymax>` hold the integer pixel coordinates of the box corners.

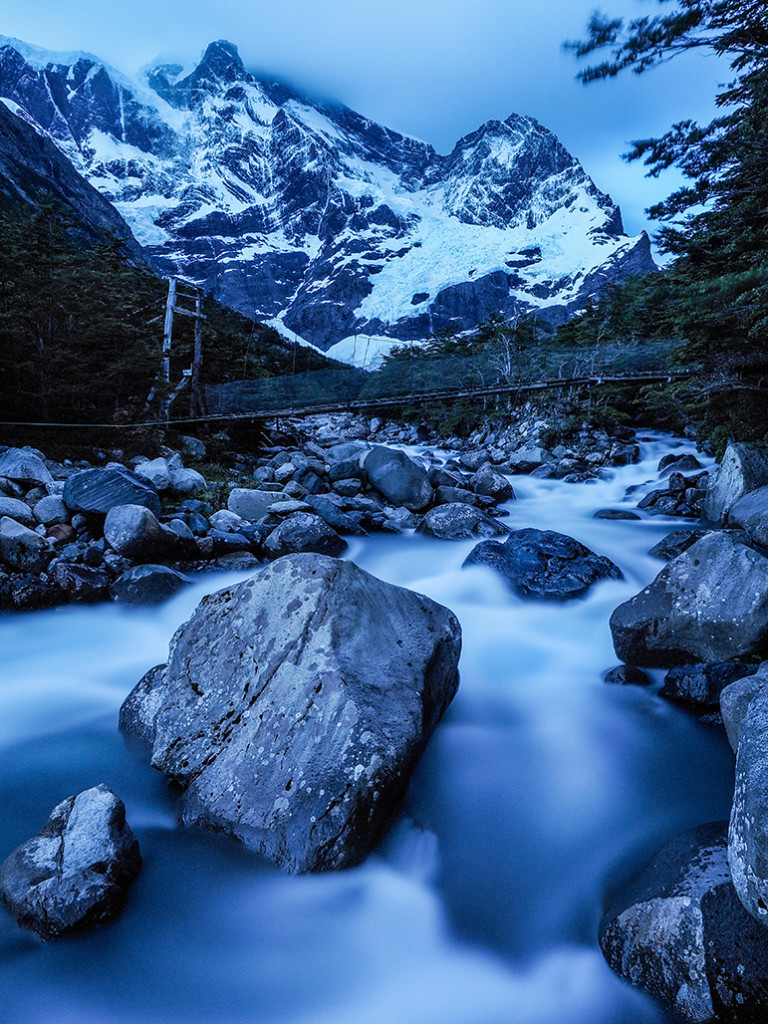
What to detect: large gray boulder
<box><xmin>104</xmin><ymin>504</ymin><xmax>184</xmax><ymax>562</ymax></box>
<box><xmin>120</xmin><ymin>554</ymin><xmax>461</xmax><ymax>872</ymax></box>
<box><xmin>703</xmin><ymin>443</ymin><xmax>768</xmax><ymax>524</ymax></box>
<box><xmin>63</xmin><ymin>468</ymin><xmax>160</xmax><ymax>516</ymax></box>
<box><xmin>611</xmin><ymin>533</ymin><xmax>768</xmax><ymax>667</ymax></box>
<box><xmin>729</xmin><ymin>485</ymin><xmax>768</xmax><ymax>548</ymax></box>
<box><xmin>729</xmin><ymin>681</ymin><xmax>768</xmax><ymax>926</ymax></box>
<box><xmin>0</xmin><ymin>785</ymin><xmax>141</xmax><ymax>940</ymax></box>
<box><xmin>464</xmin><ymin>528</ymin><xmax>620</xmax><ymax>600</ymax></box>
<box><xmin>417</xmin><ymin>503</ymin><xmax>507</xmax><ymax>541</ymax></box>
<box><xmin>600</xmin><ymin>822</ymin><xmax>768</xmax><ymax>1023</ymax></box>
<box><xmin>364</xmin><ymin>447</ymin><xmax>433</xmax><ymax>512</ymax></box>
<box><xmin>0</xmin><ymin>447</ymin><xmax>53</xmax><ymax>487</ymax></box>
<box><xmin>0</xmin><ymin>516</ymin><xmax>51</xmax><ymax>572</ymax></box>
<box><xmin>134</xmin><ymin>457</ymin><xmax>171</xmax><ymax>491</ymax></box>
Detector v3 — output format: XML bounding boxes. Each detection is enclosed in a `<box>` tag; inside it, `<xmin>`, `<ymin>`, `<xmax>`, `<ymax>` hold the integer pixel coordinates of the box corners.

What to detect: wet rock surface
<box><xmin>120</xmin><ymin>553</ymin><xmax>461</xmax><ymax>873</ymax></box>
<box><xmin>0</xmin><ymin>785</ymin><xmax>141</xmax><ymax>940</ymax></box>
<box><xmin>464</xmin><ymin>528</ymin><xmax>621</xmax><ymax>600</ymax></box>
<box><xmin>610</xmin><ymin>533</ymin><xmax>768</xmax><ymax>667</ymax></box>
<box><xmin>600</xmin><ymin>822</ymin><xmax>768</xmax><ymax>1024</ymax></box>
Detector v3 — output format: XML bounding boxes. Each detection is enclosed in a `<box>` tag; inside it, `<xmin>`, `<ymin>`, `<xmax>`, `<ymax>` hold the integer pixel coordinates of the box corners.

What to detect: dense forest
<box><xmin>0</xmin><ymin>200</ymin><xmax>338</xmax><ymax>427</ymax></box>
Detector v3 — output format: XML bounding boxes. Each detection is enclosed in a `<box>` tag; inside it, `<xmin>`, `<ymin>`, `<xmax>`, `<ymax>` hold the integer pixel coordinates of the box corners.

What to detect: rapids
<box><xmin>0</xmin><ymin>433</ymin><xmax>734</xmax><ymax>1024</ymax></box>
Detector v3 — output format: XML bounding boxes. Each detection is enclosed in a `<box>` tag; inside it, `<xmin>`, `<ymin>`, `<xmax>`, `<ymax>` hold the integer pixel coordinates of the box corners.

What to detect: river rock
<box><xmin>0</xmin><ymin>516</ymin><xmax>51</xmax><ymax>572</ymax></box>
<box><xmin>263</xmin><ymin>512</ymin><xmax>347</xmax><ymax>557</ymax></box>
<box><xmin>658</xmin><ymin>453</ymin><xmax>703</xmax><ymax>475</ymax></box>
<box><xmin>703</xmin><ymin>443</ymin><xmax>768</xmax><ymax>525</ymax></box>
<box><xmin>469</xmin><ymin>464</ymin><xmax>516</xmax><ymax>501</ymax></box>
<box><xmin>227</xmin><ymin>488</ymin><xmax>279</xmax><ymax>522</ymax></box>
<box><xmin>0</xmin><ymin>497</ymin><xmax>35</xmax><ymax>527</ymax></box>
<box><xmin>0</xmin><ymin>447</ymin><xmax>53</xmax><ymax>487</ymax></box>
<box><xmin>720</xmin><ymin>665</ymin><xmax>768</xmax><ymax>751</ymax></box>
<box><xmin>649</xmin><ymin>529</ymin><xmax>709</xmax><ymax>561</ymax></box>
<box><xmin>363</xmin><ymin>447</ymin><xmax>433</xmax><ymax>512</ymax></box>
<box><xmin>729</xmin><ymin>486</ymin><xmax>768</xmax><ymax>548</ymax></box>
<box><xmin>593</xmin><ymin>508</ymin><xmax>641</xmax><ymax>520</ymax></box>
<box><xmin>729</xmin><ymin>682</ymin><xmax>768</xmax><ymax>927</ymax></box>
<box><xmin>33</xmin><ymin>495</ymin><xmax>69</xmax><ymax>526</ymax></box>
<box><xmin>119</xmin><ymin>553</ymin><xmax>461</xmax><ymax>872</ymax></box>
<box><xmin>417</xmin><ymin>503</ymin><xmax>507</xmax><ymax>541</ymax></box>
<box><xmin>168</xmin><ymin>467</ymin><xmax>207</xmax><ymax>496</ymax></box>
<box><xmin>610</xmin><ymin>533</ymin><xmax>768</xmax><ymax>667</ymax></box>
<box><xmin>104</xmin><ymin>504</ymin><xmax>183</xmax><ymax>562</ymax></box>
<box><xmin>603</xmin><ymin>665</ymin><xmax>652</xmax><ymax>686</ymax></box>
<box><xmin>506</xmin><ymin>445</ymin><xmax>554</xmax><ymax>473</ymax></box>
<box><xmin>110</xmin><ymin>564</ymin><xmax>190</xmax><ymax>605</ymax></box>
<box><xmin>53</xmin><ymin>563</ymin><xmax>110</xmax><ymax>602</ymax></box>
<box><xmin>660</xmin><ymin>662</ymin><xmax>758</xmax><ymax>708</ymax></box>
<box><xmin>464</xmin><ymin>528</ymin><xmax>621</xmax><ymax>600</ymax></box>
<box><xmin>63</xmin><ymin>468</ymin><xmax>161</xmax><ymax>517</ymax></box>
<box><xmin>434</xmin><ymin>486</ymin><xmax>479</xmax><ymax>507</ymax></box>
<box><xmin>600</xmin><ymin>821</ymin><xmax>768</xmax><ymax>1023</ymax></box>
<box><xmin>0</xmin><ymin>785</ymin><xmax>142</xmax><ymax>940</ymax></box>
<box><xmin>134</xmin><ymin>457</ymin><xmax>171</xmax><ymax>491</ymax></box>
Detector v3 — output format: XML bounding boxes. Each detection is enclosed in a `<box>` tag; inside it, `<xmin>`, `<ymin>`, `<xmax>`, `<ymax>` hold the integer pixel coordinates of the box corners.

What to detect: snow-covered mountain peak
<box><xmin>0</xmin><ymin>35</ymin><xmax>655</xmax><ymax>356</ymax></box>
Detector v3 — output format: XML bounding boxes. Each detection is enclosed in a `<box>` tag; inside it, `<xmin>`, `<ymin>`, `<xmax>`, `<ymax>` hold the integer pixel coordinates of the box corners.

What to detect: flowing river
<box><xmin>0</xmin><ymin>432</ymin><xmax>735</xmax><ymax>1024</ymax></box>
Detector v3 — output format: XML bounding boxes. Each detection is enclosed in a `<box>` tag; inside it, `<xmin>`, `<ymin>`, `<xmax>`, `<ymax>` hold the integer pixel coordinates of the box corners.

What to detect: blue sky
<box><xmin>1</xmin><ymin>0</ymin><xmax>726</xmax><ymax>242</ymax></box>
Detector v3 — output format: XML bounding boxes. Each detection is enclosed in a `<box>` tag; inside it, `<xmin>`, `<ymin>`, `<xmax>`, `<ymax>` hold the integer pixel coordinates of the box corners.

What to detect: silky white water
<box><xmin>0</xmin><ymin>433</ymin><xmax>734</xmax><ymax>1024</ymax></box>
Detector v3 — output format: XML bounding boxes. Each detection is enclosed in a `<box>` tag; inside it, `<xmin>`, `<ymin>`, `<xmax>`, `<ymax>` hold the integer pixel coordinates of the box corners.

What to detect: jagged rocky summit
<box><xmin>0</xmin><ymin>36</ymin><xmax>654</xmax><ymax>359</ymax></box>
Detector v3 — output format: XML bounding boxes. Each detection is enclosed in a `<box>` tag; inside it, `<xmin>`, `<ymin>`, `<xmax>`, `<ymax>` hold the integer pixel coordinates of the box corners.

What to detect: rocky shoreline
<box><xmin>3</xmin><ymin>414</ymin><xmax>768</xmax><ymax>1021</ymax></box>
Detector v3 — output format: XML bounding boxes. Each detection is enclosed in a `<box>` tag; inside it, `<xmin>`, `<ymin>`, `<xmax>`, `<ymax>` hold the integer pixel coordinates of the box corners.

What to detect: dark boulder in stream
<box><xmin>600</xmin><ymin>822</ymin><xmax>768</xmax><ymax>1023</ymax></box>
<box><xmin>611</xmin><ymin>533</ymin><xmax>768</xmax><ymax>667</ymax></box>
<box><xmin>119</xmin><ymin>553</ymin><xmax>461</xmax><ymax>873</ymax></box>
<box><xmin>463</xmin><ymin>528</ymin><xmax>621</xmax><ymax>600</ymax></box>
<box><xmin>0</xmin><ymin>785</ymin><xmax>141</xmax><ymax>940</ymax></box>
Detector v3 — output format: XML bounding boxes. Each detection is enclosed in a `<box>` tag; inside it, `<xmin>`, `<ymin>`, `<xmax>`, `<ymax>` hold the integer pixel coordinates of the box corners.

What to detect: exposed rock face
<box><xmin>364</xmin><ymin>447</ymin><xmax>433</xmax><ymax>512</ymax></box>
<box><xmin>0</xmin><ymin>100</ymin><xmax>148</xmax><ymax>262</ymax></box>
<box><xmin>464</xmin><ymin>528</ymin><xmax>620</xmax><ymax>600</ymax></box>
<box><xmin>600</xmin><ymin>822</ymin><xmax>768</xmax><ymax>1024</ymax></box>
<box><xmin>120</xmin><ymin>553</ymin><xmax>461</xmax><ymax>872</ymax></box>
<box><xmin>0</xmin><ymin>37</ymin><xmax>654</xmax><ymax>351</ymax></box>
<box><xmin>0</xmin><ymin>785</ymin><xmax>142</xmax><ymax>939</ymax></box>
<box><xmin>729</xmin><ymin>683</ymin><xmax>768</xmax><ymax>927</ymax></box>
<box><xmin>611</xmin><ymin>534</ymin><xmax>768</xmax><ymax>667</ymax></box>
<box><xmin>703</xmin><ymin>443</ymin><xmax>768</xmax><ymax>525</ymax></box>
<box><xmin>63</xmin><ymin>468</ymin><xmax>161</xmax><ymax>516</ymax></box>
<box><xmin>417</xmin><ymin>503</ymin><xmax>507</xmax><ymax>541</ymax></box>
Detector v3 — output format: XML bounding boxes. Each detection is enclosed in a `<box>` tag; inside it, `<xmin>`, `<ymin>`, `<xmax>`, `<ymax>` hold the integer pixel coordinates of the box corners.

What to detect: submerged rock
<box><xmin>610</xmin><ymin>533</ymin><xmax>768</xmax><ymax>667</ymax></box>
<box><xmin>119</xmin><ymin>553</ymin><xmax>461</xmax><ymax>873</ymax></box>
<box><xmin>464</xmin><ymin>528</ymin><xmax>620</xmax><ymax>600</ymax></box>
<box><xmin>600</xmin><ymin>822</ymin><xmax>768</xmax><ymax>1023</ymax></box>
<box><xmin>0</xmin><ymin>785</ymin><xmax>141</xmax><ymax>940</ymax></box>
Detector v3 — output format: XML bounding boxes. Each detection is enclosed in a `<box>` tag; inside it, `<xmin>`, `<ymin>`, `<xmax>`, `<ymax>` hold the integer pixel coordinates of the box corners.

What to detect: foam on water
<box><xmin>0</xmin><ymin>433</ymin><xmax>732</xmax><ymax>1024</ymax></box>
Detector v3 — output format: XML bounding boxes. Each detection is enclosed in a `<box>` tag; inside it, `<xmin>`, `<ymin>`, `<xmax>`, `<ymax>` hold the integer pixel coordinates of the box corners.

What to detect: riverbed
<box><xmin>0</xmin><ymin>432</ymin><xmax>735</xmax><ymax>1024</ymax></box>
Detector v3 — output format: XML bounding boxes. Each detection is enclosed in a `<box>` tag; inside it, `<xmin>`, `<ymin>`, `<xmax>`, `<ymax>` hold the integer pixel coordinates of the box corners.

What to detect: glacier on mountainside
<box><xmin>0</xmin><ymin>36</ymin><xmax>655</xmax><ymax>352</ymax></box>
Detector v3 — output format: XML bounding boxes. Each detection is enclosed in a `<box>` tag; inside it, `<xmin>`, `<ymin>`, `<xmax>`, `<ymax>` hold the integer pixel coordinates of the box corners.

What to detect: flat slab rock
<box><xmin>0</xmin><ymin>785</ymin><xmax>141</xmax><ymax>940</ymax></box>
<box><xmin>463</xmin><ymin>528</ymin><xmax>621</xmax><ymax>600</ymax></box>
<box><xmin>120</xmin><ymin>553</ymin><xmax>461</xmax><ymax>873</ymax></box>
<box><xmin>601</xmin><ymin>822</ymin><xmax>768</xmax><ymax>1023</ymax></box>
